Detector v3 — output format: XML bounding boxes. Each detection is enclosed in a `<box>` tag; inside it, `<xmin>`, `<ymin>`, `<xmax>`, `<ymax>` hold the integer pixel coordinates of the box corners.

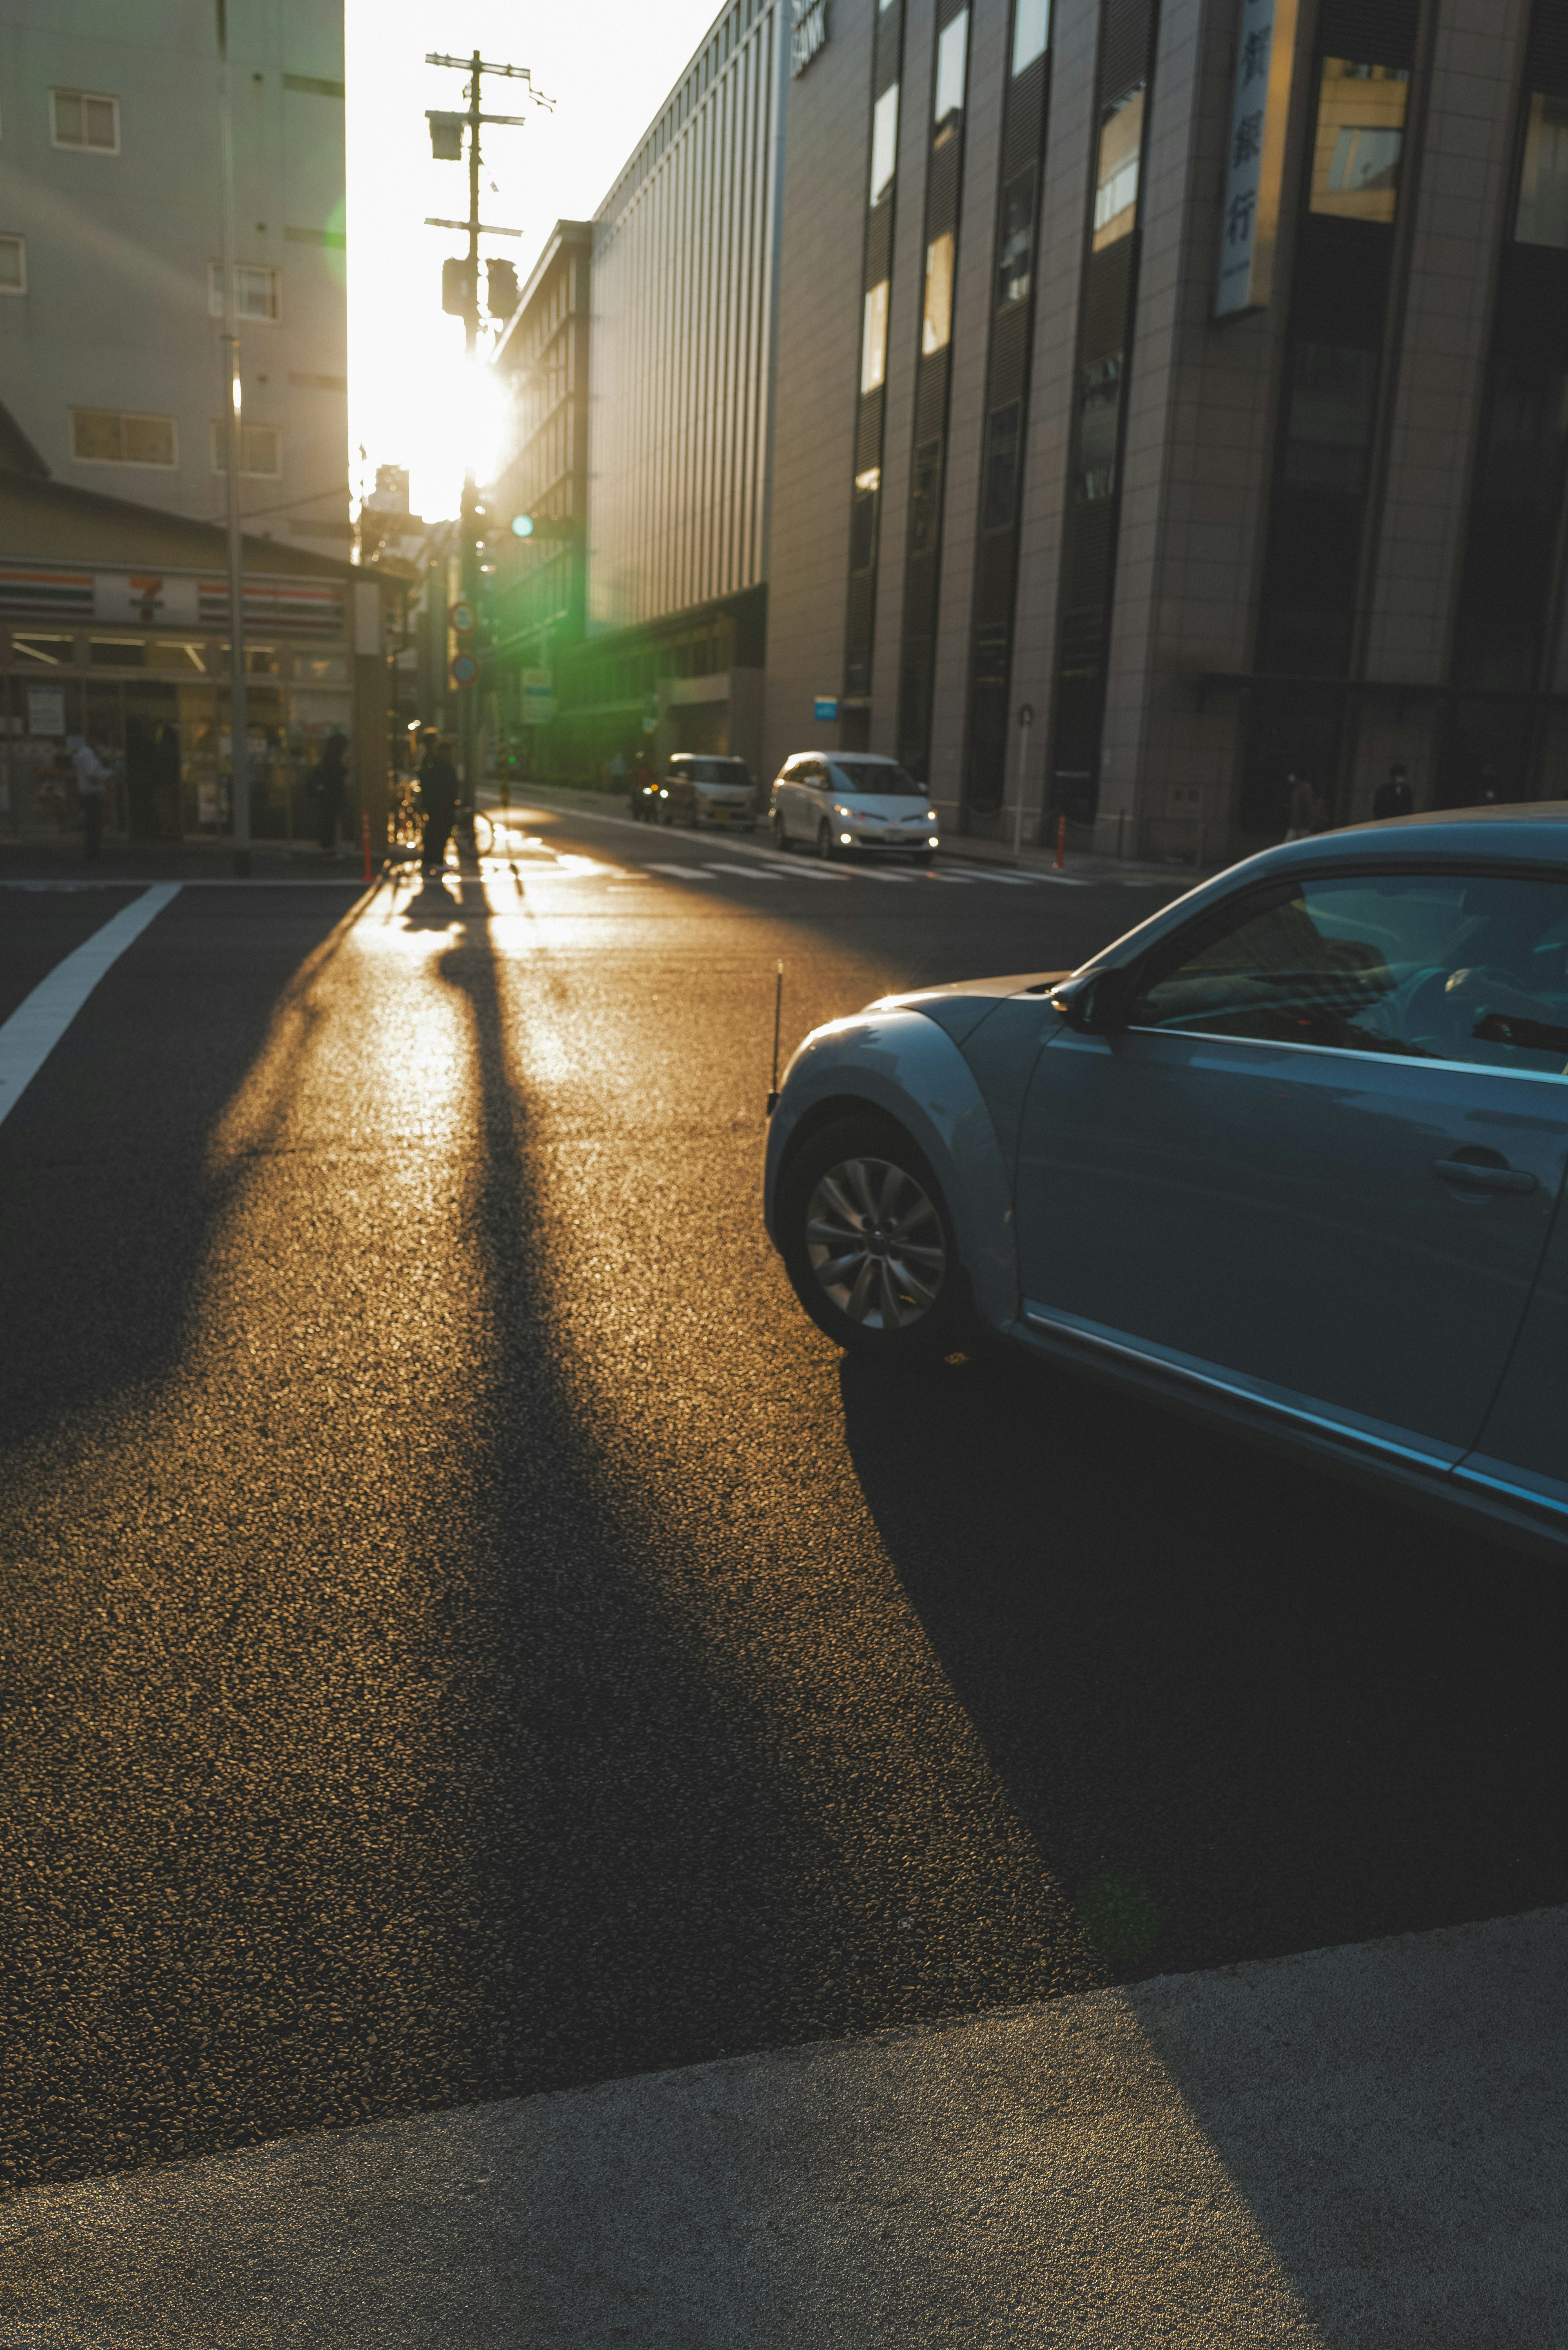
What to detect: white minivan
<box><xmin>768</xmin><ymin>754</ymin><xmax>941</xmax><ymax>863</ymax></box>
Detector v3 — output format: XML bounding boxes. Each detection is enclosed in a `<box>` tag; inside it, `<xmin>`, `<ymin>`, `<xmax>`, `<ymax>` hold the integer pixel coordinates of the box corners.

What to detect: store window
<box><xmin>1309</xmin><ymin>60</ymin><xmax>1409</xmax><ymax>225</ymax></box>
<box><xmin>51</xmin><ymin>90</ymin><xmax>118</xmax><ymax>151</ymax></box>
<box><xmin>1516</xmin><ymin>92</ymin><xmax>1568</xmax><ymax>250</ymax></box>
<box><xmin>861</xmin><ymin>279</ymin><xmax>890</xmax><ymax>392</ymax></box>
<box><xmin>996</xmin><ymin>168</ymin><xmax>1035</xmax><ymax>305</ymax></box>
<box><xmin>870</xmin><ymin>83</ymin><xmax>900</xmax><ymax>206</ymax></box>
<box><xmin>1012</xmin><ymin>0</ymin><xmax>1050</xmax><ymax>77</ymax></box>
<box><xmin>211</xmin><ymin>421</ymin><xmax>282</xmax><ymax>477</ymax></box>
<box><xmin>933</xmin><ymin>11</ymin><xmax>969</xmax><ymax>137</ymax></box>
<box><xmin>0</xmin><ymin>234</ymin><xmax>24</xmax><ymax>294</ymax></box>
<box><xmin>1091</xmin><ymin>88</ymin><xmax>1144</xmax><ymax>250</ymax></box>
<box><xmin>70</xmin><ymin>409</ymin><xmax>176</xmax><ymax>466</ymax></box>
<box><xmin>208</xmin><ymin>261</ymin><xmax>282</xmax><ymax>321</ymax></box>
<box><xmin>922</xmin><ymin>231</ymin><xmax>955</xmax><ymax>353</ymax></box>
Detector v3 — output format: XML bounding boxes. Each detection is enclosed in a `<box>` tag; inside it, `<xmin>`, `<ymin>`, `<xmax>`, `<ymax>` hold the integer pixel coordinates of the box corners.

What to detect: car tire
<box><xmin>771</xmin><ymin>811</ymin><xmax>790</xmax><ymax>851</ymax></box>
<box><xmin>777</xmin><ymin>1114</ymin><xmax>971</xmax><ymax>1362</ymax></box>
<box><xmin>817</xmin><ymin>820</ymin><xmax>839</xmax><ymax>862</ymax></box>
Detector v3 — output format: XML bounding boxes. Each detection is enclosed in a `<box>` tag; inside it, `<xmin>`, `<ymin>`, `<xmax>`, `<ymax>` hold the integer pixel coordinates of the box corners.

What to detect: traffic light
<box><xmin>427</xmin><ymin>110</ymin><xmax>463</xmax><ymax>160</ymax></box>
<box><xmin>442</xmin><ymin>257</ymin><xmax>476</xmax><ymax>316</ymax></box>
<box><xmin>487</xmin><ymin>259</ymin><xmax>519</xmax><ymax>318</ymax></box>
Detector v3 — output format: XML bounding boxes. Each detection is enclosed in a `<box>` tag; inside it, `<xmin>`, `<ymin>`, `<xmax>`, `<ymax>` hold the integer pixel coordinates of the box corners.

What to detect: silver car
<box><xmin>764</xmin><ymin>807</ymin><xmax>1568</xmax><ymax>1555</ymax></box>
<box><xmin>769</xmin><ymin>753</ymin><xmax>941</xmax><ymax>861</ymax></box>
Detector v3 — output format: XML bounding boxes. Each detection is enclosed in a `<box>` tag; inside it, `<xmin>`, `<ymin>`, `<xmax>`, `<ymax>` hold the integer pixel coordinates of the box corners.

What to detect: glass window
<box><xmin>1477</xmin><ymin>362</ymin><xmax>1568</xmax><ymax>507</ymax></box>
<box><xmin>1280</xmin><ymin>343</ymin><xmax>1379</xmax><ymax>493</ymax></box>
<box><xmin>827</xmin><ymin>759</ymin><xmax>921</xmax><ymax>795</ymax></box>
<box><xmin>996</xmin><ymin>167</ymin><xmax>1035</xmax><ymax>305</ymax></box>
<box><xmin>910</xmin><ymin>439</ymin><xmax>943</xmax><ymax>553</ymax></box>
<box><xmin>1075</xmin><ymin>353</ymin><xmax>1122</xmax><ymax>501</ymax></box>
<box><xmin>933</xmin><ymin>11</ymin><xmax>969</xmax><ymax>134</ymax></box>
<box><xmin>922</xmin><ymin>231</ymin><xmax>955</xmax><ymax>354</ymax></box>
<box><xmin>0</xmin><ymin>235</ymin><xmax>24</xmax><ymax>294</ymax></box>
<box><xmin>1309</xmin><ymin>60</ymin><xmax>1409</xmax><ymax>225</ymax></box>
<box><xmin>51</xmin><ymin>90</ymin><xmax>119</xmax><ymax>152</ymax></box>
<box><xmin>1012</xmin><ymin>0</ymin><xmax>1050</xmax><ymax>77</ymax></box>
<box><xmin>208</xmin><ymin>262</ymin><xmax>281</xmax><ymax>321</ymax></box>
<box><xmin>870</xmin><ymin>84</ymin><xmax>900</xmax><ymax>206</ymax></box>
<box><xmin>1092</xmin><ymin>88</ymin><xmax>1144</xmax><ymax>250</ymax></box>
<box><xmin>851</xmin><ymin>466</ymin><xmax>880</xmax><ymax>569</ymax></box>
<box><xmin>1516</xmin><ymin>92</ymin><xmax>1568</xmax><ymax>250</ymax></box>
<box><xmin>211</xmin><ymin>421</ymin><xmax>282</xmax><ymax>477</ymax></box>
<box><xmin>70</xmin><ymin>408</ymin><xmax>176</xmax><ymax>466</ymax></box>
<box><xmin>1130</xmin><ymin>872</ymin><xmax>1568</xmax><ymax>1076</ymax></box>
<box><xmin>861</xmin><ymin>279</ymin><xmax>890</xmax><ymax>393</ymax></box>
<box><xmin>982</xmin><ymin>403</ymin><xmax>1020</xmax><ymax>531</ymax></box>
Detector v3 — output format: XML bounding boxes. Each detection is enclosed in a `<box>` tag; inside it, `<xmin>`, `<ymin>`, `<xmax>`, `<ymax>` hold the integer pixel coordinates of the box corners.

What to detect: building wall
<box><xmin>0</xmin><ymin>0</ymin><xmax>348</xmax><ymax>548</ymax></box>
<box><xmin>587</xmin><ymin>0</ymin><xmax>786</xmax><ymax>635</ymax></box>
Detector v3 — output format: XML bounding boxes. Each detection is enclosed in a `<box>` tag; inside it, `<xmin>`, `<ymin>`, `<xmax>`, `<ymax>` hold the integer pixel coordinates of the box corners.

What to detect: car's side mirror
<box><xmin>1050</xmin><ymin>967</ymin><xmax>1133</xmax><ymax>1033</ymax></box>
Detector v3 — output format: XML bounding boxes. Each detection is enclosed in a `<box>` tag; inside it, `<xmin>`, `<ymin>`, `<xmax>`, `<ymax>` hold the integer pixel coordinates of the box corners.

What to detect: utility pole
<box><xmin>216</xmin><ymin>0</ymin><xmax>249</xmax><ymax>874</ymax></box>
<box><xmin>425</xmin><ymin>52</ymin><xmax>549</xmax><ymax>814</ymax></box>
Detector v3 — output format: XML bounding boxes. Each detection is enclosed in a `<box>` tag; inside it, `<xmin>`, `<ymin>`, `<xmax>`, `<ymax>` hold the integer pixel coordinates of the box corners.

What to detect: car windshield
<box><xmin>827</xmin><ymin>760</ymin><xmax>922</xmax><ymax>797</ymax></box>
<box><xmin>683</xmin><ymin>760</ymin><xmax>750</xmax><ymax>784</ymax></box>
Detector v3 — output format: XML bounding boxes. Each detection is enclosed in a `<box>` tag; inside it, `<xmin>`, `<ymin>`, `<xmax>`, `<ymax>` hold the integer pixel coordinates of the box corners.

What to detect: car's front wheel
<box><xmin>778</xmin><ymin>1115</ymin><xmax>969</xmax><ymax>1360</ymax></box>
<box><xmin>771</xmin><ymin>809</ymin><xmax>790</xmax><ymax>850</ymax></box>
<box><xmin>816</xmin><ymin>820</ymin><xmax>840</xmax><ymax>862</ymax></box>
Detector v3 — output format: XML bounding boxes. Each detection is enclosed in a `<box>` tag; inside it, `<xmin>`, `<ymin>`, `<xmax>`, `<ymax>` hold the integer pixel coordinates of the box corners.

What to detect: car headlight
<box><xmin>928</xmin><ymin>834</ymin><xmax>940</xmax><ymax>845</ymax></box>
<box><xmin>925</xmin><ymin>810</ymin><xmax>938</xmax><ymax>823</ymax></box>
<box><xmin>831</xmin><ymin>804</ymin><xmax>853</xmax><ymax>818</ymax></box>
<box><xmin>659</xmin><ymin>789</ymin><xmax>668</xmax><ymax>798</ymax></box>
<box><xmin>839</xmin><ymin>832</ymin><xmax>853</xmax><ymax>844</ymax></box>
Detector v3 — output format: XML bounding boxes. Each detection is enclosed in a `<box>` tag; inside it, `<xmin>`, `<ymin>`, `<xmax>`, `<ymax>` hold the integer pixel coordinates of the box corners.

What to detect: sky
<box><xmin>345</xmin><ymin>0</ymin><xmax>719</xmax><ymax>525</ymax></box>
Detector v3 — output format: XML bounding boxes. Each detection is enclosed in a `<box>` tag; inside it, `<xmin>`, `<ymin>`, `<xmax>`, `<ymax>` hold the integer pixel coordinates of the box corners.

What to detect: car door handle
<box><xmin>1432</xmin><ymin>1158</ymin><xmax>1538</xmax><ymax>1196</ymax></box>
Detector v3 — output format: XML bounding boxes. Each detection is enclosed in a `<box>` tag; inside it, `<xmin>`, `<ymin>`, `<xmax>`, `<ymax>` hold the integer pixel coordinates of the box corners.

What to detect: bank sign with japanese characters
<box><xmin>1214</xmin><ymin>0</ymin><xmax>1299</xmax><ymax>317</ymax></box>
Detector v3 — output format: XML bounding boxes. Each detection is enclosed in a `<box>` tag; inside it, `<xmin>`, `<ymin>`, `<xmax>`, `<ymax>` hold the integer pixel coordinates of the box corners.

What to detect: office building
<box><xmin>765</xmin><ymin>0</ymin><xmax>1568</xmax><ymax>858</ymax></box>
<box><xmin>0</xmin><ymin>0</ymin><xmax>350</xmax><ymax>553</ymax></box>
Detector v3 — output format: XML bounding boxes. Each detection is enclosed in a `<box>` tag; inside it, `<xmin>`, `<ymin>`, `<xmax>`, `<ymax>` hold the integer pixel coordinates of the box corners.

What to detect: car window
<box><xmin>827</xmin><ymin>759</ymin><xmax>920</xmax><ymax>796</ymax></box>
<box><xmin>1128</xmin><ymin>871</ymin><xmax>1568</xmax><ymax>1076</ymax></box>
<box><xmin>684</xmin><ymin>758</ymin><xmax>749</xmax><ymax>783</ymax></box>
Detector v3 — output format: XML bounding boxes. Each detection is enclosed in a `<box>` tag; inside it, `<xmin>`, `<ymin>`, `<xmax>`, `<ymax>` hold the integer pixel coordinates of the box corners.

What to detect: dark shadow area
<box><xmin>0</xmin><ymin>888</ymin><xmax>145</xmax><ymax>1026</ymax></box>
<box><xmin>839</xmin><ymin>1342</ymin><xmax>1568</xmax><ymax>1983</ymax></box>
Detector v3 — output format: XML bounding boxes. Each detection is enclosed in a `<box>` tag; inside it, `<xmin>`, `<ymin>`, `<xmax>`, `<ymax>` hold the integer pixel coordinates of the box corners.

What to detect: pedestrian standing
<box><xmin>1284</xmin><ymin>772</ymin><xmax>1329</xmax><ymax>840</ymax></box>
<box><xmin>307</xmin><ymin>729</ymin><xmax>348</xmax><ymax>854</ymax></box>
<box><xmin>72</xmin><ymin>733</ymin><xmax>111</xmax><ymax>861</ymax></box>
<box><xmin>1372</xmin><ymin>763</ymin><xmax>1413</xmax><ymax>822</ymax></box>
<box><xmin>416</xmin><ymin>728</ymin><xmax>459</xmax><ymax>874</ymax></box>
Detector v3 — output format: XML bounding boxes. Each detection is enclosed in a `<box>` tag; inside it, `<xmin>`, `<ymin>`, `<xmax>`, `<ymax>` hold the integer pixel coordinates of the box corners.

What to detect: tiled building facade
<box><xmin>766</xmin><ymin>0</ymin><xmax>1568</xmax><ymax>859</ymax></box>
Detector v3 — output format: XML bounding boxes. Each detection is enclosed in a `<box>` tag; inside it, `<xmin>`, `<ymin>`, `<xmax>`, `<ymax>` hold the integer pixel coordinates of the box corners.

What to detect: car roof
<box><xmin>1265</xmin><ymin>804</ymin><xmax>1568</xmax><ymax>871</ymax></box>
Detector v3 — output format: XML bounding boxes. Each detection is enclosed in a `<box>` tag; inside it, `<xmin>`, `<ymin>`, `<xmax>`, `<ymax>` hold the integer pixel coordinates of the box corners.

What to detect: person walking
<box><xmin>307</xmin><ymin>729</ymin><xmax>348</xmax><ymax>855</ymax></box>
<box><xmin>416</xmin><ymin>728</ymin><xmax>459</xmax><ymax>875</ymax></box>
<box><xmin>1372</xmin><ymin>763</ymin><xmax>1413</xmax><ymax>821</ymax></box>
<box><xmin>71</xmin><ymin>733</ymin><xmax>111</xmax><ymax>862</ymax></box>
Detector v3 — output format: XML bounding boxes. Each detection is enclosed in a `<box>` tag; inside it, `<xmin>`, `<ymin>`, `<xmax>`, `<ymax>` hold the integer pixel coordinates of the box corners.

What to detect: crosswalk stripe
<box><xmin>646</xmin><ymin>863</ymin><xmax>714</xmax><ymax>881</ymax></box>
<box><xmin>704</xmin><ymin>863</ymin><xmax>785</xmax><ymax>881</ymax></box>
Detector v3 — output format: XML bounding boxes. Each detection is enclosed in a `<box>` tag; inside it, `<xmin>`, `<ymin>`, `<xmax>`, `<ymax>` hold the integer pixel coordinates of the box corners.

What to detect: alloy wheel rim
<box><xmin>804</xmin><ymin>1154</ymin><xmax>946</xmax><ymax>1329</ymax></box>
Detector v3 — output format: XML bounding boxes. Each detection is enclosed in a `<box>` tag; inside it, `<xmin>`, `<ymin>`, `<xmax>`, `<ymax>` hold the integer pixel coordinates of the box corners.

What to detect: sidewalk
<box><xmin>500</xmin><ymin>783</ymin><xmax>1233</xmax><ymax>892</ymax></box>
<box><xmin>2</xmin><ymin>1906</ymin><xmax>1561</xmax><ymax>2346</ymax></box>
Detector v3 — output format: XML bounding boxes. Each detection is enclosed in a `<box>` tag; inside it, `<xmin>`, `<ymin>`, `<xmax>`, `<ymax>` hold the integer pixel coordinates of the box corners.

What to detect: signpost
<box><xmin>1013</xmin><ymin>700</ymin><xmax>1035</xmax><ymax>861</ymax></box>
<box><xmin>451</xmin><ymin>652</ymin><xmax>479</xmax><ymax>686</ymax></box>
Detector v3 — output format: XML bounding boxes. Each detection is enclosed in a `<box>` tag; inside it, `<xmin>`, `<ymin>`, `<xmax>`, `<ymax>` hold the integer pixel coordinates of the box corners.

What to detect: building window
<box><xmin>1011</xmin><ymin>0</ymin><xmax>1050</xmax><ymax>77</ymax></box>
<box><xmin>910</xmin><ymin>440</ymin><xmax>943</xmax><ymax>555</ymax></box>
<box><xmin>70</xmin><ymin>408</ymin><xmax>176</xmax><ymax>466</ymax></box>
<box><xmin>981</xmin><ymin>403</ymin><xmax>1020</xmax><ymax>531</ymax></box>
<box><xmin>1075</xmin><ymin>353</ymin><xmax>1122</xmax><ymax>500</ymax></box>
<box><xmin>861</xmin><ymin>279</ymin><xmax>890</xmax><ymax>391</ymax></box>
<box><xmin>922</xmin><ymin>232</ymin><xmax>955</xmax><ymax>353</ymax></box>
<box><xmin>851</xmin><ymin>467</ymin><xmax>881</xmax><ymax>569</ymax></box>
<box><xmin>211</xmin><ymin>421</ymin><xmax>282</xmax><ymax>477</ymax></box>
<box><xmin>870</xmin><ymin>84</ymin><xmax>900</xmax><ymax>206</ymax></box>
<box><xmin>1309</xmin><ymin>61</ymin><xmax>1409</xmax><ymax>225</ymax></box>
<box><xmin>933</xmin><ymin>11</ymin><xmax>969</xmax><ymax>136</ymax></box>
<box><xmin>1092</xmin><ymin>88</ymin><xmax>1144</xmax><ymax>250</ymax></box>
<box><xmin>1280</xmin><ymin>343</ymin><xmax>1379</xmax><ymax>495</ymax></box>
<box><xmin>0</xmin><ymin>234</ymin><xmax>24</xmax><ymax>294</ymax></box>
<box><xmin>51</xmin><ymin>89</ymin><xmax>119</xmax><ymax>152</ymax></box>
<box><xmin>996</xmin><ymin>168</ymin><xmax>1035</xmax><ymax>305</ymax></box>
<box><xmin>208</xmin><ymin>261</ymin><xmax>281</xmax><ymax>321</ymax></box>
<box><xmin>1516</xmin><ymin>92</ymin><xmax>1568</xmax><ymax>250</ymax></box>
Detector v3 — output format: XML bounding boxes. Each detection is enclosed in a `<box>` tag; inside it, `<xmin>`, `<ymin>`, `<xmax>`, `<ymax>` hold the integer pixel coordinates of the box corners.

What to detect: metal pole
<box><xmin>216</xmin><ymin>0</ymin><xmax>249</xmax><ymax>874</ymax></box>
<box><xmin>1012</xmin><ymin>702</ymin><xmax>1034</xmax><ymax>862</ymax></box>
<box><xmin>459</xmin><ymin>50</ymin><xmax>482</xmax><ymax>815</ymax></box>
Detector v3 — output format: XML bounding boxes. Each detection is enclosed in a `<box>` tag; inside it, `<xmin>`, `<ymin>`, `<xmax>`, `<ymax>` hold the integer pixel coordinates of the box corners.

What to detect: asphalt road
<box><xmin>1</xmin><ymin>802</ymin><xmax>1564</xmax><ymax>2199</ymax></box>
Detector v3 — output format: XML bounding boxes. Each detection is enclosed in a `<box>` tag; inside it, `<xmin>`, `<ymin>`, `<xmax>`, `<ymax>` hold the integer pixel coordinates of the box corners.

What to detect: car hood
<box><xmin>833</xmin><ymin>794</ymin><xmax>933</xmax><ymax>816</ymax></box>
<box><xmin>865</xmin><ymin>970</ymin><xmax>1073</xmax><ymax>1045</ymax></box>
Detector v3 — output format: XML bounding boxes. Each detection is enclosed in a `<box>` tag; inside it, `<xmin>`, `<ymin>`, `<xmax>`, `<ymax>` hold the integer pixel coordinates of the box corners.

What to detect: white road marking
<box><xmin>859</xmin><ymin>868</ymin><xmax>917</xmax><ymax>883</ymax></box>
<box><xmin>646</xmin><ymin>863</ymin><xmax>715</xmax><ymax>881</ymax></box>
<box><xmin>704</xmin><ymin>863</ymin><xmax>785</xmax><ymax>881</ymax></box>
<box><xmin>0</xmin><ymin>883</ymin><xmax>180</xmax><ymax>1128</ymax></box>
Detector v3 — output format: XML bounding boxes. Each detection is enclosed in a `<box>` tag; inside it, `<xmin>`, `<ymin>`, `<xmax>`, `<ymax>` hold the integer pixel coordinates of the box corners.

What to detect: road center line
<box><xmin>0</xmin><ymin>883</ymin><xmax>180</xmax><ymax>1128</ymax></box>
